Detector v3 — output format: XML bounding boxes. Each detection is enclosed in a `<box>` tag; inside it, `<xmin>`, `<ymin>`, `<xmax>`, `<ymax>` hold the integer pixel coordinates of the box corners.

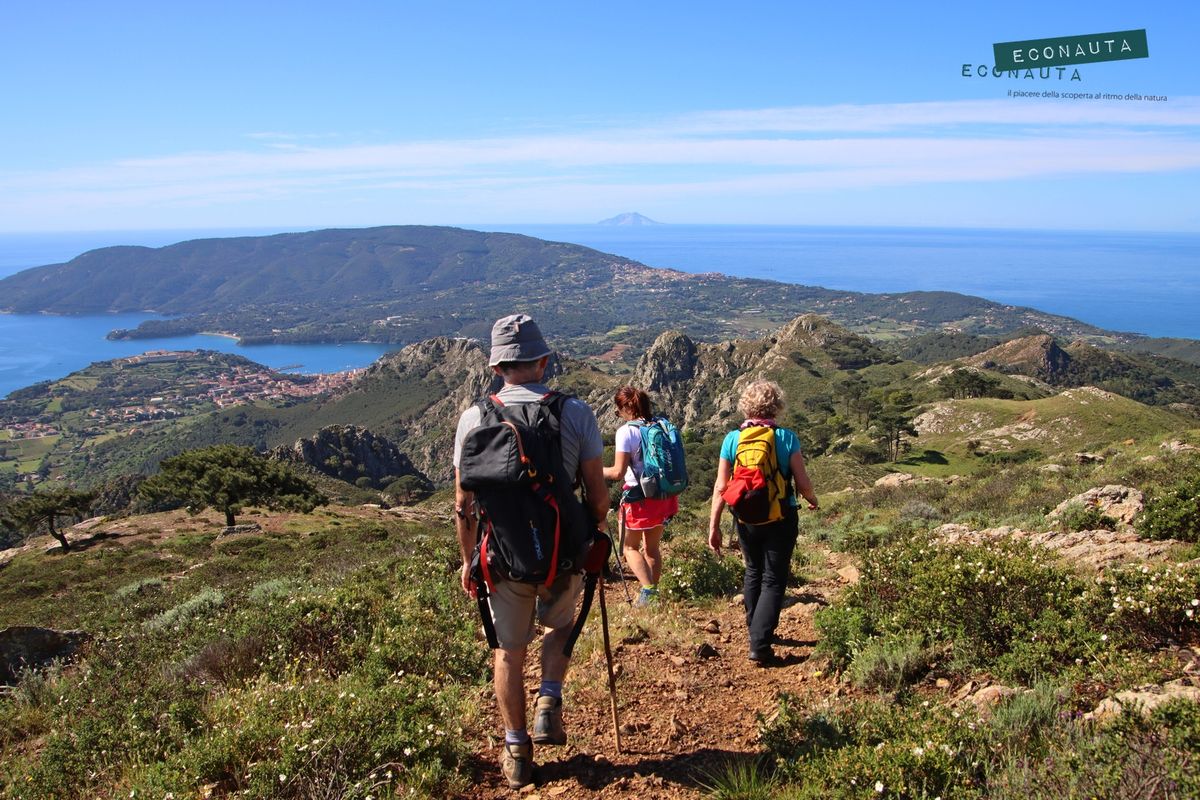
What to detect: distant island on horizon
<box><xmin>596</xmin><ymin>212</ymin><xmax>663</xmax><ymax>226</ymax></box>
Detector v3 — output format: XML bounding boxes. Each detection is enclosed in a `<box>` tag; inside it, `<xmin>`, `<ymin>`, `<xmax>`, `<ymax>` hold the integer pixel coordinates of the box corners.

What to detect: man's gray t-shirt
<box><xmin>453</xmin><ymin>383</ymin><xmax>603</xmax><ymax>480</ymax></box>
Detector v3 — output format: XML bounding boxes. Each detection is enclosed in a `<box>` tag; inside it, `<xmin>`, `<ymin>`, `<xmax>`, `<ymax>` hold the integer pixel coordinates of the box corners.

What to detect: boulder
<box><xmin>1086</xmin><ymin>680</ymin><xmax>1200</xmax><ymax>721</ymax></box>
<box><xmin>1047</xmin><ymin>485</ymin><xmax>1145</xmax><ymax>528</ymax></box>
<box><xmin>1074</xmin><ymin>452</ymin><xmax>1106</xmax><ymax>464</ymax></box>
<box><xmin>1161</xmin><ymin>439</ymin><xmax>1200</xmax><ymax>455</ymax></box>
<box><xmin>874</xmin><ymin>472</ymin><xmax>933</xmax><ymax>489</ymax></box>
<box><xmin>962</xmin><ymin>684</ymin><xmax>1018</xmax><ymax>720</ymax></box>
<box><xmin>0</xmin><ymin>626</ymin><xmax>90</xmax><ymax>684</ymax></box>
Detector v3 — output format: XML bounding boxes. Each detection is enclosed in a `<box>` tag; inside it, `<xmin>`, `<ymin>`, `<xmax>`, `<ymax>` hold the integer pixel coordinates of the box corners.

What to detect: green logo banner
<box><xmin>993</xmin><ymin>29</ymin><xmax>1148</xmax><ymax>71</ymax></box>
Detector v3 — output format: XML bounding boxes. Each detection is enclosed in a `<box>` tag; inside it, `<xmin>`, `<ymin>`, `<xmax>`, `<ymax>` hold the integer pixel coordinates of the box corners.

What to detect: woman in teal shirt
<box><xmin>708</xmin><ymin>379</ymin><xmax>819</xmax><ymax>665</ymax></box>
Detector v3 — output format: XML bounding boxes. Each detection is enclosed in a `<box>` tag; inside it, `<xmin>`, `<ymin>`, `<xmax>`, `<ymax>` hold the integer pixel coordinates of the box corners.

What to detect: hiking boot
<box><xmin>500</xmin><ymin>740</ymin><xmax>534</xmax><ymax>789</ymax></box>
<box><xmin>748</xmin><ymin>646</ymin><xmax>777</xmax><ymax>667</ymax></box>
<box><xmin>532</xmin><ymin>695</ymin><xmax>566</xmax><ymax>745</ymax></box>
<box><xmin>635</xmin><ymin>587</ymin><xmax>658</xmax><ymax>607</ymax></box>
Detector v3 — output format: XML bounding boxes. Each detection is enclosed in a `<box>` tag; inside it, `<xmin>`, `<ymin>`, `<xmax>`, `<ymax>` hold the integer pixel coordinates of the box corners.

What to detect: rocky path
<box><xmin>461</xmin><ymin>568</ymin><xmax>843</xmax><ymax>799</ymax></box>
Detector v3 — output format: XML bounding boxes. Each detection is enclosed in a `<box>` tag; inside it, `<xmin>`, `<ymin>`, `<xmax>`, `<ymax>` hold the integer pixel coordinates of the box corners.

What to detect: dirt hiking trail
<box><xmin>461</xmin><ymin>556</ymin><xmax>849</xmax><ymax>799</ymax></box>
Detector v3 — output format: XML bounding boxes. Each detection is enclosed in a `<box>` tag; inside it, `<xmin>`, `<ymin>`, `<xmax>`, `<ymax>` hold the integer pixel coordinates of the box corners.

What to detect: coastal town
<box><xmin>0</xmin><ymin>350</ymin><xmax>362</xmax><ymax>488</ymax></box>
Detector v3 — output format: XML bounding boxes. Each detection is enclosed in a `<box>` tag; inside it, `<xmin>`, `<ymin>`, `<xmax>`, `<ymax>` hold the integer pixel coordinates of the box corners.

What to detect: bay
<box><xmin>0</xmin><ymin>313</ymin><xmax>394</xmax><ymax>399</ymax></box>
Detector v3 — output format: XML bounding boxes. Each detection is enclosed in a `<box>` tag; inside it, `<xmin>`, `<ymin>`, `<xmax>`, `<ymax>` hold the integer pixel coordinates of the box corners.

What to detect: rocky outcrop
<box><xmin>1086</xmin><ymin>678</ymin><xmax>1200</xmax><ymax>721</ymax></box>
<box><xmin>935</xmin><ymin>523</ymin><xmax>1181</xmax><ymax>569</ymax></box>
<box><xmin>633</xmin><ymin>330</ymin><xmax>767</xmax><ymax>429</ymax></box>
<box><xmin>1047</xmin><ymin>485</ymin><xmax>1145</xmax><ymax>529</ymax></box>
<box><xmin>964</xmin><ymin>334</ymin><xmax>1071</xmax><ymax>379</ymax></box>
<box><xmin>631</xmin><ymin>314</ymin><xmax>879</xmax><ymax>430</ymax></box>
<box><xmin>0</xmin><ymin>626</ymin><xmax>90</xmax><ymax>684</ymax></box>
<box><xmin>874</xmin><ymin>472</ymin><xmax>937</xmax><ymax>489</ymax></box>
<box><xmin>273</xmin><ymin>425</ymin><xmax>430</xmax><ymax>490</ymax></box>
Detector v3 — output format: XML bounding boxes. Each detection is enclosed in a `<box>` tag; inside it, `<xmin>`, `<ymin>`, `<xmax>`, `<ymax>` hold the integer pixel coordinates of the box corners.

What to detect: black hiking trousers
<box><xmin>736</xmin><ymin>506</ymin><xmax>799</xmax><ymax>655</ymax></box>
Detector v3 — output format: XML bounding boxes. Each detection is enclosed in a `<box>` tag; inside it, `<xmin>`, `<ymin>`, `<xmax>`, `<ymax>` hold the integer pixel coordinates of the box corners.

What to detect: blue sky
<box><xmin>1</xmin><ymin>2</ymin><xmax>1197</xmax><ymax>232</ymax></box>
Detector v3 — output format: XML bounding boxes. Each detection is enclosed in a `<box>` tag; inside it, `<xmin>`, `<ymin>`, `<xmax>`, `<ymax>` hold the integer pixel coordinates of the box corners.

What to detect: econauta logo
<box><xmin>1009</xmin><ymin>36</ymin><xmax>1137</xmax><ymax>66</ymax></box>
<box><xmin>962</xmin><ymin>65</ymin><xmax>1083</xmax><ymax>81</ymax></box>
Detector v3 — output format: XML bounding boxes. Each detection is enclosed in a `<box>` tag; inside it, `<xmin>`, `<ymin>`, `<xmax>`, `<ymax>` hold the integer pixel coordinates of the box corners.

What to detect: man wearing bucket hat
<box><xmin>453</xmin><ymin>314</ymin><xmax>608</xmax><ymax>789</ymax></box>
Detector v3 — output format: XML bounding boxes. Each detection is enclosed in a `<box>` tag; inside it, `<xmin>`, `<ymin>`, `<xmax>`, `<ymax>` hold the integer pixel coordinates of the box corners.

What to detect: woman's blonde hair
<box><xmin>738</xmin><ymin>379</ymin><xmax>785</xmax><ymax>419</ymax></box>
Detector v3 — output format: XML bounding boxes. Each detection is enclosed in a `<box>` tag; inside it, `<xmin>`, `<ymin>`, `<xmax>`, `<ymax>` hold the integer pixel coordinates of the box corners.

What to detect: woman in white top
<box><xmin>603</xmin><ymin>386</ymin><xmax>678</xmax><ymax>605</ymax></box>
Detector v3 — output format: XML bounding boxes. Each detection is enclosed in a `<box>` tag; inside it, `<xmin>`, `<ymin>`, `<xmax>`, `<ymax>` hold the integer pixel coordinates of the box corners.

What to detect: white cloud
<box><xmin>1</xmin><ymin>97</ymin><xmax>1197</xmax><ymax>227</ymax></box>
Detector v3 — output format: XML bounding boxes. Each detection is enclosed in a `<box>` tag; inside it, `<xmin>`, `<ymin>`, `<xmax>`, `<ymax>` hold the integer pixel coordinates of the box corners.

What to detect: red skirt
<box><xmin>621</xmin><ymin>492</ymin><xmax>679</xmax><ymax>530</ymax></box>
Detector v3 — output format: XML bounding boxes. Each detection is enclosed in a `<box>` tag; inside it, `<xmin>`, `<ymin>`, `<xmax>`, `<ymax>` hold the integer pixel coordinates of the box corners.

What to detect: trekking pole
<box><xmin>598</xmin><ymin>575</ymin><xmax>623</xmax><ymax>755</ymax></box>
<box><xmin>614</xmin><ymin>502</ymin><xmax>634</xmax><ymax>604</ymax></box>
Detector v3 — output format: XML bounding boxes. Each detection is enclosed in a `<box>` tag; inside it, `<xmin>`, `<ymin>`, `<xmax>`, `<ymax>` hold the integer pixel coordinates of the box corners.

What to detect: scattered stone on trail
<box><xmin>704</xmin><ymin>620</ymin><xmax>721</xmax><ymax>634</ymax></box>
<box><xmin>733</xmin><ymin>593</ymin><xmax>745</xmax><ymax>605</ymax></box>
<box><xmin>670</xmin><ymin>655</ymin><xmax>687</xmax><ymax>667</ymax></box>
<box><xmin>518</xmin><ymin>784</ymin><xmax>538</xmax><ymax>795</ymax></box>
<box><xmin>963</xmin><ymin>684</ymin><xmax>1017</xmax><ymax>719</ymax></box>
<box><xmin>696</xmin><ymin>643</ymin><xmax>719</xmax><ymax>660</ymax></box>
<box><xmin>1039</xmin><ymin>463</ymin><xmax>1067</xmax><ymax>473</ymax></box>
<box><xmin>944</xmin><ymin>474</ymin><xmax>966</xmax><ymax>485</ymax></box>
<box><xmin>1162</xmin><ymin>439</ymin><xmax>1200</xmax><ymax>454</ymax></box>
<box><xmin>1074</xmin><ymin>452</ymin><xmax>1106</xmax><ymax>464</ymax></box>
<box><xmin>220</xmin><ymin>523</ymin><xmax>262</xmax><ymax>536</ymax></box>
<box><xmin>547</xmin><ymin>786</ymin><xmax>569</xmax><ymax>796</ymax></box>
<box><xmin>935</xmin><ymin>523</ymin><xmax>1181</xmax><ymax>569</ymax></box>
<box><xmin>837</xmin><ymin>565</ymin><xmax>861</xmax><ymax>585</ymax></box>
<box><xmin>874</xmin><ymin>472</ymin><xmax>935</xmax><ymax>489</ymax></box>
<box><xmin>1086</xmin><ymin>680</ymin><xmax>1200</xmax><ymax>721</ymax></box>
<box><xmin>1047</xmin><ymin>485</ymin><xmax>1145</xmax><ymax>528</ymax></box>
<box><xmin>0</xmin><ymin>626</ymin><xmax>91</xmax><ymax>684</ymax></box>
<box><xmin>936</xmin><ymin>678</ymin><xmax>952</xmax><ymax>690</ymax></box>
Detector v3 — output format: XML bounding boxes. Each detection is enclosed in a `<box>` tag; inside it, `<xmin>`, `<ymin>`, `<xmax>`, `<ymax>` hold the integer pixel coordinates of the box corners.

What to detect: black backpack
<box><xmin>459</xmin><ymin>392</ymin><xmax>593</xmax><ymax>591</ymax></box>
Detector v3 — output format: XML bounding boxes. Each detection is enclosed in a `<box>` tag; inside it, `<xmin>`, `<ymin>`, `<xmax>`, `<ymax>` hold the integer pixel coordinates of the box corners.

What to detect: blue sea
<box><xmin>0</xmin><ymin>225</ymin><xmax>1196</xmax><ymax>398</ymax></box>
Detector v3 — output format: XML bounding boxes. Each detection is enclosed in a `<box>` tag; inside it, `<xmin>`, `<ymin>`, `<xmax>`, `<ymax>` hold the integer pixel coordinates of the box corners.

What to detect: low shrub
<box><xmin>144</xmin><ymin>588</ymin><xmax>225</xmax><ymax>632</ymax></box>
<box><xmin>660</xmin><ymin>537</ymin><xmax>743</xmax><ymax>601</ymax></box>
<box><xmin>1140</xmin><ymin>474</ymin><xmax>1200</xmax><ymax>542</ymax></box>
<box><xmin>1054</xmin><ymin>502</ymin><xmax>1117</xmax><ymax>532</ymax></box>
<box><xmin>698</xmin><ymin>757</ymin><xmax>779</xmax><ymax>800</ymax></box>
<box><xmin>848</xmin><ymin>632</ymin><xmax>933</xmax><ymax>691</ymax></box>
<box><xmin>758</xmin><ymin>691</ymin><xmax>1200</xmax><ymax>800</ymax></box>
<box><xmin>113</xmin><ymin>576</ymin><xmax>165</xmax><ymax>600</ymax></box>
<box><xmin>760</xmin><ymin>694</ymin><xmax>984</xmax><ymax>799</ymax></box>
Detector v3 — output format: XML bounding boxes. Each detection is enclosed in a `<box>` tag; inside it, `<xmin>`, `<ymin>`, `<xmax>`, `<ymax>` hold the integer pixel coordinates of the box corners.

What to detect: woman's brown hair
<box><xmin>614</xmin><ymin>386</ymin><xmax>652</xmax><ymax>420</ymax></box>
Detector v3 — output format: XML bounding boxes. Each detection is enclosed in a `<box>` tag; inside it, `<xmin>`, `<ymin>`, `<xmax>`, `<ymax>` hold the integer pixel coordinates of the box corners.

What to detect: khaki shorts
<box><xmin>487</xmin><ymin>573</ymin><xmax>583</xmax><ymax>650</ymax></box>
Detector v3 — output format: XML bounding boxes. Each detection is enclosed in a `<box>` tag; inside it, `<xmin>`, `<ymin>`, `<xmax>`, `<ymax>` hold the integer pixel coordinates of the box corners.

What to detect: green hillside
<box><xmin>912</xmin><ymin>387</ymin><xmax>1190</xmax><ymax>465</ymax></box>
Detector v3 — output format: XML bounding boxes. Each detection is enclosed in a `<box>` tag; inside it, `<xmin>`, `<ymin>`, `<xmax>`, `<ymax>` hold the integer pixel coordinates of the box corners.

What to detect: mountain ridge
<box><xmin>4</xmin><ymin>225</ymin><xmax>1188</xmax><ymax>367</ymax></box>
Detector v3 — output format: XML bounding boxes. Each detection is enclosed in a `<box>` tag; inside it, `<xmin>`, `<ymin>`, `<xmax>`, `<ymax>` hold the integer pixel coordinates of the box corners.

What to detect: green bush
<box><xmin>699</xmin><ymin>757</ymin><xmax>779</xmax><ymax>800</ymax></box>
<box><xmin>1140</xmin><ymin>475</ymin><xmax>1200</xmax><ymax>542</ymax></box>
<box><xmin>759</xmin><ymin>694</ymin><xmax>984</xmax><ymax>799</ymax></box>
<box><xmin>758</xmin><ymin>691</ymin><xmax>1200</xmax><ymax>800</ymax></box>
<box><xmin>660</xmin><ymin>537</ymin><xmax>743</xmax><ymax>601</ymax></box>
<box><xmin>816</xmin><ymin>539</ymin><xmax>1080</xmax><ymax>681</ymax></box>
<box><xmin>144</xmin><ymin>588</ymin><xmax>225</xmax><ymax>632</ymax></box>
<box><xmin>848</xmin><ymin>632</ymin><xmax>932</xmax><ymax>691</ymax></box>
<box><xmin>1054</xmin><ymin>502</ymin><xmax>1117</xmax><ymax>532</ymax></box>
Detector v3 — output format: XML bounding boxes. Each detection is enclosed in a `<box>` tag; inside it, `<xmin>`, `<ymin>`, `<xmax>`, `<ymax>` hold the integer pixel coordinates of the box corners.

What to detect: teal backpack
<box><xmin>630</xmin><ymin>416</ymin><xmax>689</xmax><ymax>498</ymax></box>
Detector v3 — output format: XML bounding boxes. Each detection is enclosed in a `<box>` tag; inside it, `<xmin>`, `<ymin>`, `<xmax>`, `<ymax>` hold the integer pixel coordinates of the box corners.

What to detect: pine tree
<box><xmin>139</xmin><ymin>445</ymin><xmax>325</xmax><ymax>527</ymax></box>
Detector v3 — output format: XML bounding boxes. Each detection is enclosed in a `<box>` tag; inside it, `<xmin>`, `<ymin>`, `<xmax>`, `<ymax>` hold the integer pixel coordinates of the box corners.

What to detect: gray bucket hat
<box><xmin>488</xmin><ymin>313</ymin><xmax>552</xmax><ymax>366</ymax></box>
